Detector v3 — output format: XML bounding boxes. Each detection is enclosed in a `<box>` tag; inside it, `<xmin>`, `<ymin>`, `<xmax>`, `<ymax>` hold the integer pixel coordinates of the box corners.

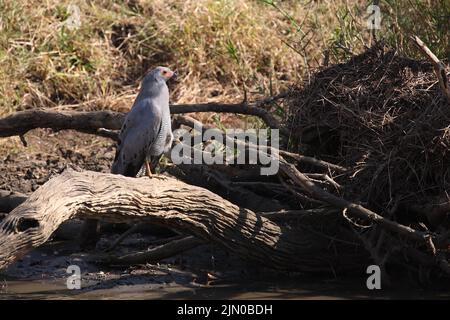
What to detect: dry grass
<box><xmin>0</xmin><ymin>1</ymin><xmax>448</xmax><ymax>127</ymax></box>
<box><xmin>0</xmin><ymin>0</ymin><xmax>322</xmax><ymax>114</ymax></box>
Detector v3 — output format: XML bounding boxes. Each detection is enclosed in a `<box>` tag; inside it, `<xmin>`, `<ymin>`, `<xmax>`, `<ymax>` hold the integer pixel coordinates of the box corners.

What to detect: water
<box><xmin>1</xmin><ymin>239</ymin><xmax>448</xmax><ymax>300</ymax></box>
<box><xmin>2</xmin><ymin>275</ymin><xmax>449</xmax><ymax>300</ymax></box>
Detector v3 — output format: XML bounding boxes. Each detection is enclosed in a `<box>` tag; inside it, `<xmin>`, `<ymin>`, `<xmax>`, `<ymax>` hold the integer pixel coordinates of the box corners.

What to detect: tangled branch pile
<box><xmin>288</xmin><ymin>44</ymin><xmax>450</xmax><ymax>224</ymax></box>
<box><xmin>284</xmin><ymin>43</ymin><xmax>450</xmax><ymax>280</ymax></box>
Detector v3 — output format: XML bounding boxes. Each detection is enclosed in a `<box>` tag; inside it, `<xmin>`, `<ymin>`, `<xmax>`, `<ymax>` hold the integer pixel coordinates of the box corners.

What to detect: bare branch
<box><xmin>0</xmin><ymin>94</ymin><xmax>288</xmax><ymax>139</ymax></box>
<box><xmin>0</xmin><ymin>110</ymin><xmax>124</xmax><ymax>138</ymax></box>
<box><xmin>411</xmin><ymin>35</ymin><xmax>450</xmax><ymax>103</ymax></box>
<box><xmin>279</xmin><ymin>158</ymin><xmax>433</xmax><ymax>244</ymax></box>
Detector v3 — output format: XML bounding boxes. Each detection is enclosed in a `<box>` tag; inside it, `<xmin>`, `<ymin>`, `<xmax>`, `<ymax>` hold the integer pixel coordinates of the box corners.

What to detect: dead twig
<box><xmin>410</xmin><ymin>35</ymin><xmax>450</xmax><ymax>103</ymax></box>
<box><xmin>278</xmin><ymin>150</ymin><xmax>347</xmax><ymax>173</ymax></box>
<box><xmin>261</xmin><ymin>208</ymin><xmax>336</xmax><ymax>221</ymax></box>
<box><xmin>304</xmin><ymin>173</ymin><xmax>342</xmax><ymax>190</ymax></box>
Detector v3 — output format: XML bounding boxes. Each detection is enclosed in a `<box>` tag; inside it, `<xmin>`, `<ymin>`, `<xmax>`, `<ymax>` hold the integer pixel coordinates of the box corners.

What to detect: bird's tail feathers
<box><xmin>111</xmin><ymin>149</ymin><xmax>137</xmax><ymax>177</ymax></box>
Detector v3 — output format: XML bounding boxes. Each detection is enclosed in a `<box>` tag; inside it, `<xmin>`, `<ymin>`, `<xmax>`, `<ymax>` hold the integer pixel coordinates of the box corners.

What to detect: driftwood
<box><xmin>0</xmin><ymin>168</ymin><xmax>359</xmax><ymax>272</ymax></box>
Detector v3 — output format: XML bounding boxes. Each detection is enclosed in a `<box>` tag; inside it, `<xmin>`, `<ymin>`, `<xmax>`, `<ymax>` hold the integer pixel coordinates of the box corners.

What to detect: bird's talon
<box><xmin>146</xmin><ymin>174</ymin><xmax>168</xmax><ymax>180</ymax></box>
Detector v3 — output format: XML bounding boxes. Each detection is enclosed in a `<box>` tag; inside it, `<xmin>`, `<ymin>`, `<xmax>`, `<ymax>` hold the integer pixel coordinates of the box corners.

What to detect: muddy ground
<box><xmin>0</xmin><ymin>130</ymin><xmax>449</xmax><ymax>299</ymax></box>
<box><xmin>0</xmin><ymin>129</ymin><xmax>115</xmax><ymax>193</ymax></box>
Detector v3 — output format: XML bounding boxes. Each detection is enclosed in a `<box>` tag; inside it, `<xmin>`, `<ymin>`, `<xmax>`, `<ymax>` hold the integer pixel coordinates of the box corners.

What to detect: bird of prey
<box><xmin>112</xmin><ymin>66</ymin><xmax>177</xmax><ymax>177</ymax></box>
<box><xmin>79</xmin><ymin>67</ymin><xmax>176</xmax><ymax>248</ymax></box>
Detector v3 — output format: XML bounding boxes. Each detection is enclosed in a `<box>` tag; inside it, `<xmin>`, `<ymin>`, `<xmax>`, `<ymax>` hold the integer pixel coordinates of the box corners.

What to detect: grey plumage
<box><xmin>112</xmin><ymin>66</ymin><xmax>176</xmax><ymax>177</ymax></box>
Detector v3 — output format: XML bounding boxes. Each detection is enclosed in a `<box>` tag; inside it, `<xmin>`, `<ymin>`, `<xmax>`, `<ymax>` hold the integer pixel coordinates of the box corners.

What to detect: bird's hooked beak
<box><xmin>171</xmin><ymin>70</ymin><xmax>178</xmax><ymax>80</ymax></box>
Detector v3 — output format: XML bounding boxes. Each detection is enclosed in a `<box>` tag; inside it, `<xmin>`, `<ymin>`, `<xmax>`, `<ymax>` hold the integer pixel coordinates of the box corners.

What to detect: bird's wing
<box><xmin>111</xmin><ymin>98</ymin><xmax>163</xmax><ymax>177</ymax></box>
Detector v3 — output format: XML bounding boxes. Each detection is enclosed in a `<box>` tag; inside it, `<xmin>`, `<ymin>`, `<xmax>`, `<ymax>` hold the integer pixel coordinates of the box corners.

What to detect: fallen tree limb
<box><xmin>173</xmin><ymin>114</ymin><xmax>346</xmax><ymax>173</ymax></box>
<box><xmin>279</xmin><ymin>159</ymin><xmax>433</xmax><ymax>244</ymax></box>
<box><xmin>0</xmin><ymin>169</ymin><xmax>360</xmax><ymax>272</ymax></box>
<box><xmin>0</xmin><ymin>96</ymin><xmax>287</xmax><ymax>139</ymax></box>
<box><xmin>171</xmin><ymin>102</ymin><xmax>287</xmax><ymax>135</ymax></box>
<box><xmin>0</xmin><ymin>110</ymin><xmax>124</xmax><ymax>138</ymax></box>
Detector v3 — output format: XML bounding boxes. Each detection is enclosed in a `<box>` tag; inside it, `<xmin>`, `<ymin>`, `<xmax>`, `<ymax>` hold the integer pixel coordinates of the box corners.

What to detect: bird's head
<box><xmin>146</xmin><ymin>66</ymin><xmax>177</xmax><ymax>83</ymax></box>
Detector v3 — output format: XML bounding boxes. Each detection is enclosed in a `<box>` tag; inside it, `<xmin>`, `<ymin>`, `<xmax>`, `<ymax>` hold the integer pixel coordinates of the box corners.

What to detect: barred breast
<box><xmin>149</xmin><ymin>114</ymin><xmax>172</xmax><ymax>156</ymax></box>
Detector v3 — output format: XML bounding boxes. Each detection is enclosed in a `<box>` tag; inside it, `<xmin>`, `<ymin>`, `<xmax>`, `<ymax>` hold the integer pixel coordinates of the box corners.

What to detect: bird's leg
<box><xmin>145</xmin><ymin>159</ymin><xmax>168</xmax><ymax>180</ymax></box>
<box><xmin>145</xmin><ymin>159</ymin><xmax>153</xmax><ymax>178</ymax></box>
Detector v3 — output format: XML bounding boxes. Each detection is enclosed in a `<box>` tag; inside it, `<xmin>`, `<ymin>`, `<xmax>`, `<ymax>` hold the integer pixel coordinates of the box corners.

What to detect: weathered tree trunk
<box><xmin>0</xmin><ymin>168</ymin><xmax>363</xmax><ymax>273</ymax></box>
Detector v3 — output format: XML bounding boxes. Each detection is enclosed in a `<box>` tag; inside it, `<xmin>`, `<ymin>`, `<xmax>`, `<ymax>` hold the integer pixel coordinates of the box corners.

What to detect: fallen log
<box><xmin>0</xmin><ymin>168</ymin><xmax>362</xmax><ymax>272</ymax></box>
